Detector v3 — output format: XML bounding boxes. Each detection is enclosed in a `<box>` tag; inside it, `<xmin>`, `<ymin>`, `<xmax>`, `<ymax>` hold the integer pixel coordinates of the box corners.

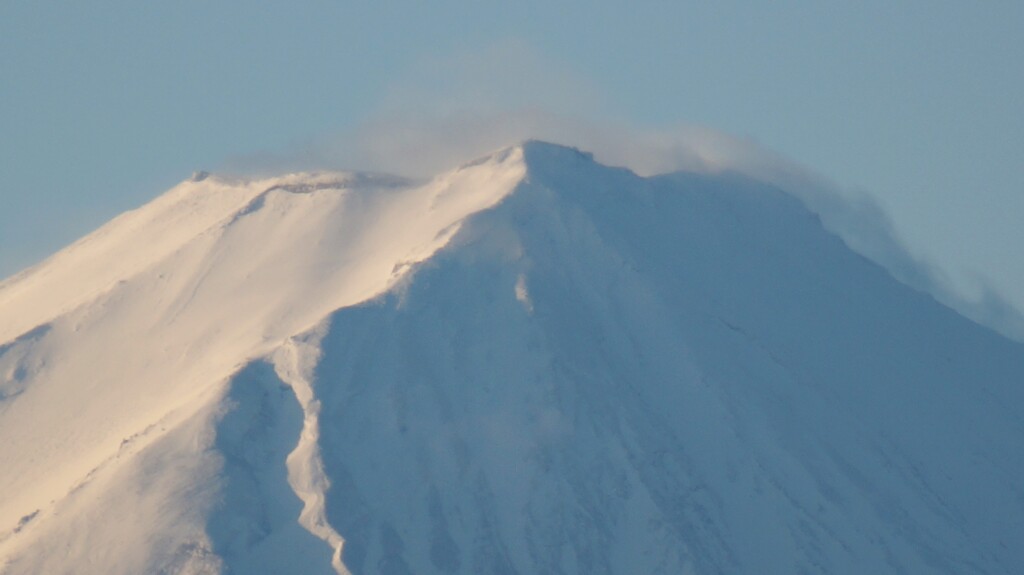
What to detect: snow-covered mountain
<box><xmin>1</xmin><ymin>141</ymin><xmax>1022</xmax><ymax>574</ymax></box>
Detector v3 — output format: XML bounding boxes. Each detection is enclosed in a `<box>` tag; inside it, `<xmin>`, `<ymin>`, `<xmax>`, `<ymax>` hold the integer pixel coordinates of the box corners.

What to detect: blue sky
<box><xmin>2</xmin><ymin>2</ymin><xmax>1022</xmax><ymax>323</ymax></box>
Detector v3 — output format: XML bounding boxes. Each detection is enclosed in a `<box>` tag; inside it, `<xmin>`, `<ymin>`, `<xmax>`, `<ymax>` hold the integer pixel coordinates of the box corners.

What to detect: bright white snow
<box><xmin>0</xmin><ymin>149</ymin><xmax>524</xmax><ymax>574</ymax></box>
<box><xmin>0</xmin><ymin>141</ymin><xmax>1022</xmax><ymax>574</ymax></box>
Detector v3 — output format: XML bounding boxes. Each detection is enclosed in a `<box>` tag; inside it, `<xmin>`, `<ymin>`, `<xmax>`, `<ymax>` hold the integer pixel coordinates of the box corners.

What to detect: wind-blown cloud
<box><xmin>222</xmin><ymin>40</ymin><xmax>1024</xmax><ymax>342</ymax></box>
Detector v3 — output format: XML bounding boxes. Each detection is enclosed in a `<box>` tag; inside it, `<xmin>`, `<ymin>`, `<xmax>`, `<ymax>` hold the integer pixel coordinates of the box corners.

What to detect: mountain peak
<box><xmin>453</xmin><ymin>140</ymin><xmax>596</xmax><ymax>175</ymax></box>
<box><xmin>519</xmin><ymin>138</ymin><xmax>594</xmax><ymax>161</ymax></box>
<box><xmin>2</xmin><ymin>141</ymin><xmax>1023</xmax><ymax>574</ymax></box>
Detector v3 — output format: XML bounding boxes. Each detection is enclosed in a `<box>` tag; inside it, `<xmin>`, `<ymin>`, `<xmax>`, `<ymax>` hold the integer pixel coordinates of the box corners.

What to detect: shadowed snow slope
<box><xmin>1</xmin><ymin>141</ymin><xmax>1022</xmax><ymax>574</ymax></box>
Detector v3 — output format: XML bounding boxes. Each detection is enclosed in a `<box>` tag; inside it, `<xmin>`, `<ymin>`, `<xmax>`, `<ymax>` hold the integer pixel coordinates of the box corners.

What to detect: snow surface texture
<box><xmin>1</xmin><ymin>141</ymin><xmax>1022</xmax><ymax>574</ymax></box>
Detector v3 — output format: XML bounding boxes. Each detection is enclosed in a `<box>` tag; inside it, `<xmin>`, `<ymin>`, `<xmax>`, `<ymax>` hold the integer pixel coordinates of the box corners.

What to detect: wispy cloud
<box><xmin>222</xmin><ymin>40</ymin><xmax>1024</xmax><ymax>341</ymax></box>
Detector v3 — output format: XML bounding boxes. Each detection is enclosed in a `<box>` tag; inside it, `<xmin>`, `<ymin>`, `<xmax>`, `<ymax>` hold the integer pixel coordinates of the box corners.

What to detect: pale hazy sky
<box><xmin>1</xmin><ymin>2</ymin><xmax>1022</xmax><ymax>322</ymax></box>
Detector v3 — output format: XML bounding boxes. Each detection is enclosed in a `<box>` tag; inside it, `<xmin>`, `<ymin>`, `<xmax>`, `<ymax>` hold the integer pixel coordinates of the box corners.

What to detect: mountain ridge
<box><xmin>2</xmin><ymin>142</ymin><xmax>1022</xmax><ymax>574</ymax></box>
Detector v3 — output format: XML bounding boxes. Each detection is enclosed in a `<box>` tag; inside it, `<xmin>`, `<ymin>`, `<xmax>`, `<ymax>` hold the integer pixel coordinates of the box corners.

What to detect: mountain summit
<box><xmin>1</xmin><ymin>142</ymin><xmax>1022</xmax><ymax>574</ymax></box>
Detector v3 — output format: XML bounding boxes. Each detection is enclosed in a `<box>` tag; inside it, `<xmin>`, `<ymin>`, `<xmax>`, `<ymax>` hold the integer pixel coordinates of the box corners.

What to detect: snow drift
<box><xmin>1</xmin><ymin>141</ymin><xmax>1022</xmax><ymax>574</ymax></box>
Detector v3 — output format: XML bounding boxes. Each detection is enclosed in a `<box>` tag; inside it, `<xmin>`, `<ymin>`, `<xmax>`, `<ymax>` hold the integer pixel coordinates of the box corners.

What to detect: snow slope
<box><xmin>1</xmin><ymin>141</ymin><xmax>1022</xmax><ymax>574</ymax></box>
